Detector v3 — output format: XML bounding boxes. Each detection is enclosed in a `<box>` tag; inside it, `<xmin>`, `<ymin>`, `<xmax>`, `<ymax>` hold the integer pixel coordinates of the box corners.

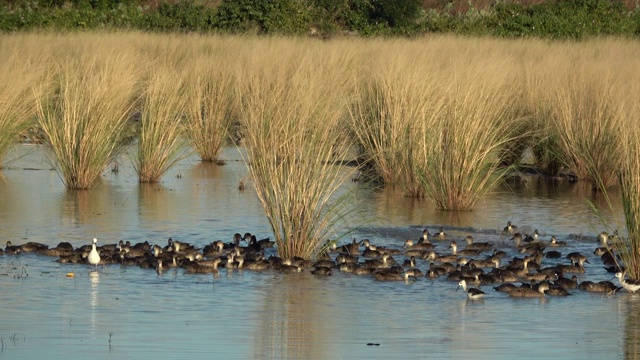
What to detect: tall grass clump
<box><xmin>0</xmin><ymin>55</ymin><xmax>38</xmax><ymax>167</ymax></box>
<box><xmin>348</xmin><ymin>44</ymin><xmax>440</xmax><ymax>196</ymax></box>
<box><xmin>135</xmin><ymin>68</ymin><xmax>190</xmax><ymax>183</ymax></box>
<box><xmin>415</xmin><ymin>61</ymin><xmax>525</xmax><ymax>210</ymax></box>
<box><xmin>614</xmin><ymin>76</ymin><xmax>640</xmax><ymax>280</ymax></box>
<box><xmin>183</xmin><ymin>56</ymin><xmax>236</xmax><ymax>162</ymax></box>
<box><xmin>34</xmin><ymin>54</ymin><xmax>138</xmax><ymax>189</ymax></box>
<box><xmin>550</xmin><ymin>66</ymin><xmax>624</xmax><ymax>191</ymax></box>
<box><xmin>238</xmin><ymin>41</ymin><xmax>357</xmax><ymax>260</ymax></box>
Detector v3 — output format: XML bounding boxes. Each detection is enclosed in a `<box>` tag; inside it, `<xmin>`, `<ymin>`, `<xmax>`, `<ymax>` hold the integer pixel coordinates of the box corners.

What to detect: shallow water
<box><xmin>0</xmin><ymin>144</ymin><xmax>636</xmax><ymax>359</ymax></box>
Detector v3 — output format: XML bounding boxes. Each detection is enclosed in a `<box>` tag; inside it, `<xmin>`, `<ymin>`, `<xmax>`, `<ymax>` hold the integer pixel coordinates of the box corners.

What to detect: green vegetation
<box><xmin>1</xmin><ymin>0</ymin><xmax>639</xmax><ymax>38</ymax></box>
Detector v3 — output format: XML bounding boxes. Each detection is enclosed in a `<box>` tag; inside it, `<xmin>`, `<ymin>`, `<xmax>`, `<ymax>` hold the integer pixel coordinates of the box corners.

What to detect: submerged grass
<box><xmin>238</xmin><ymin>40</ymin><xmax>357</xmax><ymax>260</ymax></box>
<box><xmin>34</xmin><ymin>53</ymin><xmax>138</xmax><ymax>189</ymax></box>
<box><xmin>135</xmin><ymin>67</ymin><xmax>190</xmax><ymax>183</ymax></box>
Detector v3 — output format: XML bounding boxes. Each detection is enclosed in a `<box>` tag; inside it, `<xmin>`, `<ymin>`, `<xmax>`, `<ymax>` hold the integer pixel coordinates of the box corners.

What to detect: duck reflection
<box><xmin>625</xmin><ymin>297</ymin><xmax>640</xmax><ymax>359</ymax></box>
<box><xmin>255</xmin><ymin>274</ymin><xmax>331</xmax><ymax>359</ymax></box>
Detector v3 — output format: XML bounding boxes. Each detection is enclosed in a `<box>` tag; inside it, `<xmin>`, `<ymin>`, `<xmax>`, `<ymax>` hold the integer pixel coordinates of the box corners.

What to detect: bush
<box><xmin>214</xmin><ymin>0</ymin><xmax>310</xmax><ymax>35</ymax></box>
<box><xmin>490</xmin><ymin>0</ymin><xmax>636</xmax><ymax>39</ymax></box>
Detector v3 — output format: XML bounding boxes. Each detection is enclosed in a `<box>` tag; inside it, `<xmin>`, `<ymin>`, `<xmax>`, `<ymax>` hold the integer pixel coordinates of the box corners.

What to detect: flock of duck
<box><xmin>2</xmin><ymin>220</ymin><xmax>640</xmax><ymax>300</ymax></box>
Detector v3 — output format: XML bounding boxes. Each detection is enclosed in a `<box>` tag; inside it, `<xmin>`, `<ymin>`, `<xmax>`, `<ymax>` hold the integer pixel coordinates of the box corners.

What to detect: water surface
<box><xmin>0</xmin><ymin>144</ymin><xmax>635</xmax><ymax>359</ymax></box>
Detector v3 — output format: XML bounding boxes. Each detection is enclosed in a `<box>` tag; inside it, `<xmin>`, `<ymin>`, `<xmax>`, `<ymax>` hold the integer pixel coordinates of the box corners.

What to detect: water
<box><xmin>0</xmin><ymin>144</ymin><xmax>637</xmax><ymax>359</ymax></box>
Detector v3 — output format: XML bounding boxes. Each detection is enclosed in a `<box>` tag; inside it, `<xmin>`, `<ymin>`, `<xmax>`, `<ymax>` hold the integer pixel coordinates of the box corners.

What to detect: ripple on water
<box><xmin>0</xmin><ymin>145</ymin><xmax>634</xmax><ymax>359</ymax></box>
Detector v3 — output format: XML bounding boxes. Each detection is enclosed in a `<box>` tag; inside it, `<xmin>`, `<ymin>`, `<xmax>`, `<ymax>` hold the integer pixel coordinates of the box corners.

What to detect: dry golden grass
<box><xmin>549</xmin><ymin>66</ymin><xmax>625</xmax><ymax>191</ymax></box>
<box><xmin>350</xmin><ymin>36</ymin><xmax>529</xmax><ymax>209</ymax></box>
<box><xmin>414</xmin><ymin>57</ymin><xmax>527</xmax><ymax>210</ymax></box>
<box><xmin>4</xmin><ymin>32</ymin><xmax>640</xmax><ymax>240</ymax></box>
<box><xmin>34</xmin><ymin>51</ymin><xmax>139</xmax><ymax>189</ymax></box>
<box><xmin>237</xmin><ymin>39</ymin><xmax>357</xmax><ymax>260</ymax></box>
<box><xmin>135</xmin><ymin>66</ymin><xmax>190</xmax><ymax>183</ymax></box>
<box><xmin>0</xmin><ymin>55</ymin><xmax>41</xmax><ymax>166</ymax></box>
<box><xmin>348</xmin><ymin>39</ymin><xmax>441</xmax><ymax>197</ymax></box>
<box><xmin>613</xmin><ymin>65</ymin><xmax>640</xmax><ymax>279</ymax></box>
<box><xmin>183</xmin><ymin>51</ymin><xmax>237</xmax><ymax>162</ymax></box>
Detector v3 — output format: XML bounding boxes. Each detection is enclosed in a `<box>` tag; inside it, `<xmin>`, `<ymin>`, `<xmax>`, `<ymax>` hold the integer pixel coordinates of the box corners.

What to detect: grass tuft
<box><xmin>183</xmin><ymin>53</ymin><xmax>236</xmax><ymax>162</ymax></box>
<box><xmin>134</xmin><ymin>67</ymin><xmax>190</xmax><ymax>183</ymax></box>
<box><xmin>34</xmin><ymin>53</ymin><xmax>138</xmax><ymax>189</ymax></box>
<box><xmin>238</xmin><ymin>41</ymin><xmax>358</xmax><ymax>260</ymax></box>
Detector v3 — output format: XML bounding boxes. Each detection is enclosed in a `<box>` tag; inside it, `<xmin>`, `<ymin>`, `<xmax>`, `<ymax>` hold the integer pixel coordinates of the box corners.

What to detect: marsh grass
<box><xmin>183</xmin><ymin>56</ymin><xmax>236</xmax><ymax>162</ymax></box>
<box><xmin>550</xmin><ymin>67</ymin><xmax>624</xmax><ymax>191</ymax></box>
<box><xmin>34</xmin><ymin>54</ymin><xmax>138</xmax><ymax>189</ymax></box>
<box><xmin>238</xmin><ymin>42</ymin><xmax>357</xmax><ymax>260</ymax></box>
<box><xmin>614</xmin><ymin>80</ymin><xmax>640</xmax><ymax>280</ymax></box>
<box><xmin>0</xmin><ymin>56</ymin><xmax>40</xmax><ymax>167</ymax></box>
<box><xmin>348</xmin><ymin>51</ymin><xmax>440</xmax><ymax>196</ymax></box>
<box><xmin>414</xmin><ymin>64</ymin><xmax>525</xmax><ymax>210</ymax></box>
<box><xmin>135</xmin><ymin>68</ymin><xmax>190</xmax><ymax>183</ymax></box>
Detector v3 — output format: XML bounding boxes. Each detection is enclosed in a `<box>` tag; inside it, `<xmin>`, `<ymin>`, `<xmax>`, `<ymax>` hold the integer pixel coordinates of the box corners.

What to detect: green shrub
<box><xmin>214</xmin><ymin>0</ymin><xmax>310</xmax><ymax>35</ymax></box>
<box><xmin>490</xmin><ymin>0</ymin><xmax>635</xmax><ymax>39</ymax></box>
<box><xmin>142</xmin><ymin>1</ymin><xmax>215</xmax><ymax>32</ymax></box>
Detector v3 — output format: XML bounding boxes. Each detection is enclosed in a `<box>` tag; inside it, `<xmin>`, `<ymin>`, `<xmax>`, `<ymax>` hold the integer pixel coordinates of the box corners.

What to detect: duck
<box><xmin>372</xmin><ymin>270</ymin><xmax>412</xmax><ymax>281</ymax></box>
<box><xmin>503</xmin><ymin>221</ymin><xmax>518</xmax><ymax>235</ymax></box>
<box><xmin>311</xmin><ymin>267</ymin><xmax>332</xmax><ymax>276</ymax></box>
<box><xmin>507</xmin><ymin>283</ymin><xmax>549</xmax><ymax>298</ymax></box>
<box><xmin>457</xmin><ymin>279</ymin><xmax>485</xmax><ymax>300</ymax></box>
<box><xmin>245</xmin><ymin>260</ymin><xmax>271</xmax><ymax>271</ymax></box>
<box><xmin>338</xmin><ymin>239</ymin><xmax>360</xmax><ymax>255</ymax></box>
<box><xmin>555</xmin><ymin>274</ymin><xmax>578</xmax><ymax>290</ymax></box>
<box><xmin>433</xmin><ymin>227</ymin><xmax>448</xmax><ymax>241</ymax></box>
<box><xmin>556</xmin><ymin>257</ymin><xmax>588</xmax><ymax>274</ymax></box>
<box><xmin>248</xmin><ymin>235</ymin><xmax>275</xmax><ymax>250</ymax></box>
<box><xmin>548</xmin><ymin>235</ymin><xmax>566</xmax><ymax>247</ymax></box>
<box><xmin>468</xmin><ymin>256</ymin><xmax>500</xmax><ymax>269</ymax></box>
<box><xmin>523</xmin><ymin>229</ymin><xmax>539</xmax><ymax>243</ymax></box>
<box><xmin>352</xmin><ymin>266</ymin><xmax>374</xmax><ymax>276</ymax></box>
<box><xmin>614</xmin><ymin>272</ymin><xmax>640</xmax><ymax>293</ymax></box>
<box><xmin>594</xmin><ymin>247</ymin><xmax>617</xmax><ymax>266</ymax></box>
<box><xmin>597</xmin><ymin>231</ymin><xmax>610</xmax><ymax>246</ymax></box>
<box><xmin>362</xmin><ymin>254</ymin><xmax>394</xmax><ymax>269</ymax></box>
<box><xmin>88</xmin><ymin>238</ymin><xmax>101</xmax><ymax>270</ymax></box>
<box><xmin>545</xmin><ymin>250</ymin><xmax>562</xmax><ymax>259</ymax></box>
<box><xmin>538</xmin><ymin>282</ymin><xmax>571</xmax><ymax>296</ymax></box>
<box><xmin>464</xmin><ymin>236</ymin><xmax>494</xmax><ymax>251</ymax></box>
<box><xmin>335</xmin><ymin>253</ymin><xmax>358</xmax><ymax>264</ymax></box>
<box><xmin>580</xmin><ymin>280</ymin><xmax>620</xmax><ymax>294</ymax></box>
<box><xmin>19</xmin><ymin>242</ymin><xmax>48</xmax><ymax>253</ymax></box>
<box><xmin>402</xmin><ymin>256</ymin><xmax>416</xmax><ymax>268</ymax></box>
<box><xmin>449</xmin><ymin>241</ymin><xmax>483</xmax><ymax>257</ymax></box>
<box><xmin>314</xmin><ymin>260</ymin><xmax>336</xmax><ymax>269</ymax></box>
<box><xmin>566</xmin><ymin>252</ymin><xmax>589</xmax><ymax>266</ymax></box>
<box><xmin>361</xmin><ymin>242</ymin><xmax>383</xmax><ymax>258</ymax></box>
<box><xmin>338</xmin><ymin>262</ymin><xmax>357</xmax><ymax>273</ymax></box>
<box><xmin>494</xmin><ymin>283</ymin><xmax>517</xmax><ymax>293</ymax></box>
<box><xmin>403</xmin><ymin>239</ymin><xmax>436</xmax><ymax>251</ymax></box>
<box><xmin>5</xmin><ymin>241</ymin><xmax>21</xmax><ymax>255</ymax></box>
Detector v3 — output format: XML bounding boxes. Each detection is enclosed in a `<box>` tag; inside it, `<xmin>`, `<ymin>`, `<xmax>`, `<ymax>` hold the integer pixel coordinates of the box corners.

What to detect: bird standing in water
<box><xmin>88</xmin><ymin>238</ymin><xmax>101</xmax><ymax>271</ymax></box>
